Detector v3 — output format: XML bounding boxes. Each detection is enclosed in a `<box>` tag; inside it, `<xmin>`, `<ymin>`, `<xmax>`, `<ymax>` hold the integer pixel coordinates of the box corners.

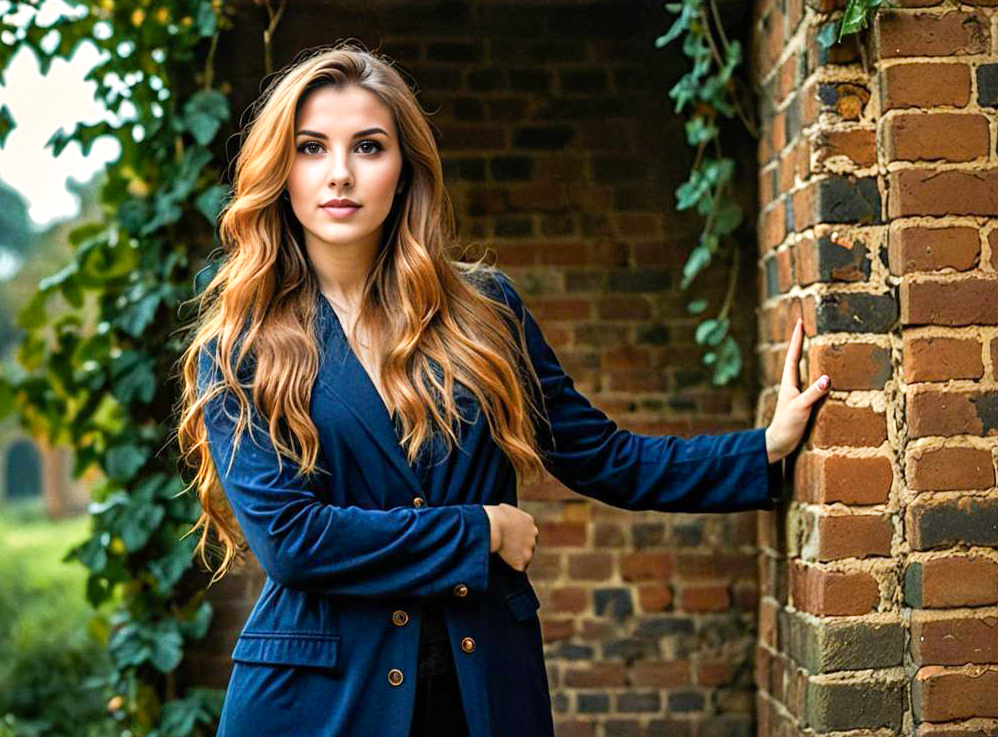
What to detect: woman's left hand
<box><xmin>765</xmin><ymin>317</ymin><xmax>831</xmax><ymax>464</ymax></box>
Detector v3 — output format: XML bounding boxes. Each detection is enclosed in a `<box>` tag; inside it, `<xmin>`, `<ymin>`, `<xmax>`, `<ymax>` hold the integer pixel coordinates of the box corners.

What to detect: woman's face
<box><xmin>287</xmin><ymin>84</ymin><xmax>405</xmax><ymax>259</ymax></box>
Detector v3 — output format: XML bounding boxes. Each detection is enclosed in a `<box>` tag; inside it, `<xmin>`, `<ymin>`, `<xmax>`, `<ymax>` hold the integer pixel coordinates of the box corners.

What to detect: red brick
<box><xmin>638</xmin><ymin>585</ymin><xmax>673</xmax><ymax>612</ymax></box>
<box><xmin>541</xmin><ymin>617</ymin><xmax>575</xmax><ymax>642</ymax></box>
<box><xmin>880</xmin><ymin>62</ymin><xmax>971</xmax><ymax>110</ymax></box>
<box><xmin>790</xmin><ymin>561</ymin><xmax>880</xmax><ymax>616</ymax></box>
<box><xmin>537</xmin><ymin>521</ymin><xmax>587</xmax><ymax>547</ymax></box>
<box><xmin>813</xmin><ymin>513</ymin><xmax>893</xmax><ymax>561</ymax></box>
<box><xmin>907</xmin><ymin>388</ymin><xmax>998</xmax><ymax>437</ymax></box>
<box><xmin>628</xmin><ymin>660</ymin><xmax>691</xmax><ymax>688</ymax></box>
<box><xmin>567</xmin><ymin>552</ymin><xmax>612</xmax><ymax>580</ymax></box>
<box><xmin>889</xmin><ymin>169</ymin><xmax>998</xmax><ymax>218</ymax></box>
<box><xmin>808</xmin><ymin>341</ymin><xmax>892</xmax><ymax>390</ymax></box>
<box><xmin>883</xmin><ymin>112</ymin><xmax>989</xmax><ymax>163</ymax></box>
<box><xmin>888</xmin><ymin>225</ymin><xmax>981</xmax><ymax>274</ymax></box>
<box><xmin>904</xmin><ymin>335</ymin><xmax>984</xmax><ymax>382</ymax></box>
<box><xmin>914</xmin><ymin>556</ymin><xmax>998</xmax><ymax>608</ymax></box>
<box><xmin>810</xmin><ymin>402</ymin><xmax>888</xmax><ymax>448</ymax></box>
<box><xmin>675</xmin><ymin>553</ymin><xmax>756</xmax><ymax>581</ymax></box>
<box><xmin>879</xmin><ymin>11</ymin><xmax>990</xmax><ymax>58</ymax></box>
<box><xmin>813</xmin><ymin>128</ymin><xmax>876</xmax><ymax>169</ymax></box>
<box><xmin>912</xmin><ymin>616</ymin><xmax>998</xmax><ymax>665</ymax></box>
<box><xmin>550</xmin><ymin>587</ymin><xmax>588</xmax><ymax>613</ymax></box>
<box><xmin>795</xmin><ymin>452</ymin><xmax>894</xmax><ymax>505</ymax></box>
<box><xmin>901</xmin><ymin>277</ymin><xmax>998</xmax><ymax>326</ymax></box>
<box><xmin>914</xmin><ymin>666</ymin><xmax>998</xmax><ymax>722</ymax></box>
<box><xmin>907</xmin><ymin>445</ymin><xmax>995</xmax><ymax>490</ymax></box>
<box><xmin>679</xmin><ymin>585</ymin><xmax>731</xmax><ymax>612</ymax></box>
<box><xmin>620</xmin><ymin>552</ymin><xmax>673</xmax><ymax>582</ymax></box>
<box><xmin>563</xmin><ymin>662</ymin><xmax>626</xmax><ymax>687</ymax></box>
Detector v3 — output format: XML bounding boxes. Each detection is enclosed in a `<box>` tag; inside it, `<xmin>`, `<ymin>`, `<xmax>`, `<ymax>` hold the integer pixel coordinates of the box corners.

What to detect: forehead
<box><xmin>295</xmin><ymin>84</ymin><xmax>396</xmax><ymax>135</ymax></box>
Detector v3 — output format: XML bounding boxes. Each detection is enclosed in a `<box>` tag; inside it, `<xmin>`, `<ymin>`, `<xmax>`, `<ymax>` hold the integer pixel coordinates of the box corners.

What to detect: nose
<box><xmin>327</xmin><ymin>147</ymin><xmax>353</xmax><ymax>190</ymax></box>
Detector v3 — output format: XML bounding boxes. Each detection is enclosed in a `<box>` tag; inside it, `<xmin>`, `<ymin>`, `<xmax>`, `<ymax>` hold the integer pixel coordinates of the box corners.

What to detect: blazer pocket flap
<box><xmin>505</xmin><ymin>586</ymin><xmax>541</xmax><ymax>622</ymax></box>
<box><xmin>231</xmin><ymin>633</ymin><xmax>340</xmax><ymax>668</ymax></box>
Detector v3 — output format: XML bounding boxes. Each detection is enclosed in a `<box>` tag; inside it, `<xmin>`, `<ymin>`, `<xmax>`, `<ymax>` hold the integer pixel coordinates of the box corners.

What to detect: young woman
<box><xmin>175</xmin><ymin>42</ymin><xmax>830</xmax><ymax>737</ymax></box>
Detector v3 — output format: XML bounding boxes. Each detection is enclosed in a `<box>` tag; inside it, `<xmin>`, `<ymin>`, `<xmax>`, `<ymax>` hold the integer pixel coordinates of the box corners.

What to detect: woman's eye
<box><xmin>297</xmin><ymin>140</ymin><xmax>383</xmax><ymax>155</ymax></box>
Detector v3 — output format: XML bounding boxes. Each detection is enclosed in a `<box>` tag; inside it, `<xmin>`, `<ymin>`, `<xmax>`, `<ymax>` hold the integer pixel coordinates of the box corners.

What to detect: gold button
<box><xmin>413</xmin><ymin>497</ymin><xmax>426</xmax><ymax>507</ymax></box>
<box><xmin>453</xmin><ymin>583</ymin><xmax>468</xmax><ymax>598</ymax></box>
<box><xmin>392</xmin><ymin>610</ymin><xmax>409</xmax><ymax>626</ymax></box>
<box><xmin>461</xmin><ymin>636</ymin><xmax>476</xmax><ymax>653</ymax></box>
<box><xmin>388</xmin><ymin>668</ymin><xmax>404</xmax><ymax>686</ymax></box>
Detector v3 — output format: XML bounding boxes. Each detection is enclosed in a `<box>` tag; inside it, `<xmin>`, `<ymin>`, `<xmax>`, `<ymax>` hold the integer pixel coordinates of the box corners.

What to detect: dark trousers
<box><xmin>408</xmin><ymin>610</ymin><xmax>470</xmax><ymax>737</ymax></box>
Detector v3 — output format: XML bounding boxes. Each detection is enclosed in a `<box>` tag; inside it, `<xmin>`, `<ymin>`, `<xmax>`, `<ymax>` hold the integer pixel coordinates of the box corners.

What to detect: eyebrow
<box><xmin>295</xmin><ymin>127</ymin><xmax>389</xmax><ymax>139</ymax></box>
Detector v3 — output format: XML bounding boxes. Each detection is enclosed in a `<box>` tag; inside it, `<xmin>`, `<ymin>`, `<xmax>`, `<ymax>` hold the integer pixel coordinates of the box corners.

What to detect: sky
<box><xmin>0</xmin><ymin>0</ymin><xmax>122</xmax><ymax>277</ymax></box>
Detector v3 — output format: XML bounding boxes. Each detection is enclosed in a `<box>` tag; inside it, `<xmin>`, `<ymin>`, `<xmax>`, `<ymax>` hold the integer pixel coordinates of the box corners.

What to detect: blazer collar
<box><xmin>314</xmin><ymin>292</ymin><xmax>426</xmax><ymax>501</ymax></box>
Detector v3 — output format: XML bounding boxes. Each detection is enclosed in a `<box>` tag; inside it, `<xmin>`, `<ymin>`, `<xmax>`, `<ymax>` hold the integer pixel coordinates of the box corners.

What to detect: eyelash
<box><xmin>297</xmin><ymin>140</ymin><xmax>383</xmax><ymax>156</ymax></box>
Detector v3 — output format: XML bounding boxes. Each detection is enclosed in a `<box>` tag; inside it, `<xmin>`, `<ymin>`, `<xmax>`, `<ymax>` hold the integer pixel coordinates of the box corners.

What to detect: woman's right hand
<box><xmin>482</xmin><ymin>503</ymin><xmax>538</xmax><ymax>572</ymax></box>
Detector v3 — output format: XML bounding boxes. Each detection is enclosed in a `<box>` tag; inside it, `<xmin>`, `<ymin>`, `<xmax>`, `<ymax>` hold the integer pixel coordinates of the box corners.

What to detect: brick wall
<box><xmin>753</xmin><ymin>0</ymin><xmax>998</xmax><ymax>734</ymax></box>
<box><xmin>184</xmin><ymin>1</ymin><xmax>771</xmax><ymax>734</ymax></box>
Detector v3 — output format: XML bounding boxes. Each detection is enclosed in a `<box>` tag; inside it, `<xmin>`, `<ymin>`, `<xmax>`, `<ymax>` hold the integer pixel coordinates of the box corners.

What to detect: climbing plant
<box><xmin>657</xmin><ymin>0</ymin><xmax>889</xmax><ymax>386</ymax></box>
<box><xmin>0</xmin><ymin>1</ymin><xmax>235</xmax><ymax>734</ymax></box>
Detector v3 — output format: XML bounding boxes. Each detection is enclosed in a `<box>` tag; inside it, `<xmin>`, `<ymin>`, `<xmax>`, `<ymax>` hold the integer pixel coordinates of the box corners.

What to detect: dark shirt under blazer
<box><xmin>200</xmin><ymin>268</ymin><xmax>784</xmax><ymax>737</ymax></box>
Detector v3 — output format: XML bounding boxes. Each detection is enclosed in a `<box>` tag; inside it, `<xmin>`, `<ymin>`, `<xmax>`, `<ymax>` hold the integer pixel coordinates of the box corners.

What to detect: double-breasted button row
<box><xmin>453</xmin><ymin>583</ymin><xmax>468</xmax><ymax>597</ymax></box>
<box><xmin>388</xmin><ymin>668</ymin><xmax>404</xmax><ymax>686</ymax></box>
<box><xmin>392</xmin><ymin>610</ymin><xmax>409</xmax><ymax>626</ymax></box>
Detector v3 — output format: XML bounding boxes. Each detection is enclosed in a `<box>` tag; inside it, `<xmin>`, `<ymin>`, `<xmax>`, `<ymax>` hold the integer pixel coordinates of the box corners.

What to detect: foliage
<box><xmin>0</xmin><ymin>503</ymin><xmax>116</xmax><ymax>737</ymax></box>
<box><xmin>657</xmin><ymin>0</ymin><xmax>886</xmax><ymax>385</ymax></box>
<box><xmin>0</xmin><ymin>0</ymin><xmax>236</xmax><ymax>734</ymax></box>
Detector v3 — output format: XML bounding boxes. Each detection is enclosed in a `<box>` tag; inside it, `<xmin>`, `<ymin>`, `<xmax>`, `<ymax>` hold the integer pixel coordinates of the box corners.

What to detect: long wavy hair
<box><xmin>174</xmin><ymin>42</ymin><xmax>551</xmax><ymax>583</ymax></box>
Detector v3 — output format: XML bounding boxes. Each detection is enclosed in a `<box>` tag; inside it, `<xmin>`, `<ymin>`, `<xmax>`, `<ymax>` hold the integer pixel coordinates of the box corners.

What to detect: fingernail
<box><xmin>819</xmin><ymin>375</ymin><xmax>830</xmax><ymax>390</ymax></box>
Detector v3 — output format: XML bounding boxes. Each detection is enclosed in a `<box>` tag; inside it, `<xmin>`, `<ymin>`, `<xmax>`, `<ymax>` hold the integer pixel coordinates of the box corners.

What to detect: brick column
<box><xmin>754</xmin><ymin>0</ymin><xmax>998</xmax><ymax>734</ymax></box>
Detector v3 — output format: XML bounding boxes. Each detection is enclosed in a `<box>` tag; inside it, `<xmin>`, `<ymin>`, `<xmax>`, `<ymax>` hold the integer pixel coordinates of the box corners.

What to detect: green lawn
<box><xmin>0</xmin><ymin>498</ymin><xmax>92</xmax><ymax>592</ymax></box>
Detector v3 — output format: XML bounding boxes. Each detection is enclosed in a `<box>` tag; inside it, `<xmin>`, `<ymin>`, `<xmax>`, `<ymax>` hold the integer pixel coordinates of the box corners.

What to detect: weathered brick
<box><xmin>889</xmin><ymin>169</ymin><xmax>998</xmax><ymax>218</ymax></box>
<box><xmin>901</xmin><ymin>277</ymin><xmax>998</xmax><ymax>326</ymax></box>
<box><xmin>810</xmin><ymin>402</ymin><xmax>888</xmax><ymax>448</ymax></box>
<box><xmin>806</xmin><ymin>675</ymin><xmax>905</xmax><ymax>731</ymax></box>
<box><xmin>904</xmin><ymin>335</ymin><xmax>984</xmax><ymax>382</ymax></box>
<box><xmin>883</xmin><ymin>112</ymin><xmax>990</xmax><ymax>163</ymax></box>
<box><xmin>803</xmin><ymin>512</ymin><xmax>893</xmax><ymax>561</ymax></box>
<box><xmin>791</xmin><ymin>561</ymin><xmax>880</xmax><ymax>616</ymax></box>
<box><xmin>628</xmin><ymin>660</ymin><xmax>690</xmax><ymax>688</ymax></box>
<box><xmin>879</xmin><ymin>10</ymin><xmax>990</xmax><ymax>57</ymax></box>
<box><xmin>879</xmin><ymin>62</ymin><xmax>971</xmax><ymax>110</ymax></box>
<box><xmin>907</xmin><ymin>496</ymin><xmax>998</xmax><ymax>550</ymax></box>
<box><xmin>905</xmin><ymin>556</ymin><xmax>998</xmax><ymax>608</ymax></box>
<box><xmin>795</xmin><ymin>452</ymin><xmax>894</xmax><ymax>505</ymax></box>
<box><xmin>788</xmin><ymin>611</ymin><xmax>904</xmax><ymax>673</ymax></box>
<box><xmin>914</xmin><ymin>666</ymin><xmax>998</xmax><ymax>722</ymax></box>
<box><xmin>906</xmin><ymin>445</ymin><xmax>995</xmax><ymax>490</ymax></box>
<box><xmin>907</xmin><ymin>388</ymin><xmax>998</xmax><ymax>437</ymax></box>
<box><xmin>816</xmin><ymin>291</ymin><xmax>899</xmax><ymax>333</ymax></box>
<box><xmin>911</xmin><ymin>616</ymin><xmax>998</xmax><ymax>665</ymax></box>
<box><xmin>679</xmin><ymin>585</ymin><xmax>730</xmax><ymax>612</ymax></box>
<box><xmin>813</xmin><ymin>128</ymin><xmax>876</xmax><ymax>169</ymax></box>
<box><xmin>888</xmin><ymin>225</ymin><xmax>981</xmax><ymax>274</ymax></box>
<box><xmin>797</xmin><ymin>234</ymin><xmax>873</xmax><ymax>285</ymax></box>
<box><xmin>808</xmin><ymin>341</ymin><xmax>892</xmax><ymax>390</ymax></box>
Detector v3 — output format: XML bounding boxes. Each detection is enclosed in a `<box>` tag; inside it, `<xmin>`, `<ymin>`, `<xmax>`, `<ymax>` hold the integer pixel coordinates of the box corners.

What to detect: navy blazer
<box><xmin>199</xmin><ymin>267</ymin><xmax>782</xmax><ymax>737</ymax></box>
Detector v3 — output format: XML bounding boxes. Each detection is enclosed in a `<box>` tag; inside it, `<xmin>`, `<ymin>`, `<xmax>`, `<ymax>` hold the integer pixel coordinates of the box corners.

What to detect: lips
<box><xmin>321</xmin><ymin>204</ymin><xmax>361</xmax><ymax>219</ymax></box>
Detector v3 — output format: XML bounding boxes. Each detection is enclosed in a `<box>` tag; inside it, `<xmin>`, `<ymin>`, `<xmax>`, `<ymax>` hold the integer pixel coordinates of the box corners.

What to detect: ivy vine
<box><xmin>0</xmin><ymin>0</ymin><xmax>235</xmax><ymax>734</ymax></box>
<box><xmin>657</xmin><ymin>0</ymin><xmax>887</xmax><ymax>386</ymax></box>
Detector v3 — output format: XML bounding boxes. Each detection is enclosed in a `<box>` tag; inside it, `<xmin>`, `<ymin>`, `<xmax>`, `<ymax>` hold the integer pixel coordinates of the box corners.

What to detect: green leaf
<box><xmin>687</xmin><ymin>299</ymin><xmax>708</xmax><ymax>315</ymax></box>
<box><xmin>182</xmin><ymin>90</ymin><xmax>230</xmax><ymax>146</ymax></box>
<box><xmin>712</xmin><ymin>334</ymin><xmax>742</xmax><ymax>385</ymax></box>
<box><xmin>112</xmin><ymin>349</ymin><xmax>158</xmax><ymax>404</ymax></box>
<box><xmin>680</xmin><ymin>245</ymin><xmax>712</xmax><ymax>289</ymax></box>
<box><xmin>149</xmin><ymin>621</ymin><xmax>185</xmax><ymax>672</ymax></box>
<box><xmin>816</xmin><ymin>22</ymin><xmax>839</xmax><ymax>49</ymax></box>
<box><xmin>195</xmin><ymin>183</ymin><xmax>229</xmax><ymax>226</ymax></box>
<box><xmin>119</xmin><ymin>499</ymin><xmax>165</xmax><ymax>551</ymax></box>
<box><xmin>17</xmin><ymin>289</ymin><xmax>49</xmax><ymax>330</ymax></box>
<box><xmin>106</xmin><ymin>442</ymin><xmax>149</xmax><ymax>481</ymax></box>
<box><xmin>150</xmin><ymin>536</ymin><xmax>197</xmax><ymax>594</ymax></box>
<box><xmin>694</xmin><ymin>316</ymin><xmax>729</xmax><ymax>346</ymax></box>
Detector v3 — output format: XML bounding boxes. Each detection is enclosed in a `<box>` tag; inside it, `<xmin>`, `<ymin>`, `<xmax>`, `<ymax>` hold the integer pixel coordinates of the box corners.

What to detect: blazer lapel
<box><xmin>314</xmin><ymin>293</ymin><xmax>426</xmax><ymax>501</ymax></box>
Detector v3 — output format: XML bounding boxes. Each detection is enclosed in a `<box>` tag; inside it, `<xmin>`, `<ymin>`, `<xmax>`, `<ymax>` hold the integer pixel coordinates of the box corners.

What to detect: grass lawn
<box><xmin>0</xmin><ymin>498</ymin><xmax>92</xmax><ymax>592</ymax></box>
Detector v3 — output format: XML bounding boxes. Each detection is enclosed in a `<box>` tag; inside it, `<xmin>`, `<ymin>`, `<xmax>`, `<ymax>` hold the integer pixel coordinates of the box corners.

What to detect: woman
<box><xmin>175</xmin><ymin>42</ymin><xmax>830</xmax><ymax>737</ymax></box>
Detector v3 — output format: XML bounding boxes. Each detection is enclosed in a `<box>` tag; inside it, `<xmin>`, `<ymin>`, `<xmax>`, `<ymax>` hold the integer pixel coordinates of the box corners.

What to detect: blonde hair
<box><xmin>173</xmin><ymin>42</ymin><xmax>549</xmax><ymax>583</ymax></box>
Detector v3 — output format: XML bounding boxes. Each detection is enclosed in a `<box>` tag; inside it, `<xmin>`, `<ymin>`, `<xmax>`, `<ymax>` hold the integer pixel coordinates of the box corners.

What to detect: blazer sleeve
<box><xmin>488</xmin><ymin>269</ymin><xmax>784</xmax><ymax>513</ymax></box>
<box><xmin>197</xmin><ymin>344</ymin><xmax>491</xmax><ymax>599</ymax></box>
